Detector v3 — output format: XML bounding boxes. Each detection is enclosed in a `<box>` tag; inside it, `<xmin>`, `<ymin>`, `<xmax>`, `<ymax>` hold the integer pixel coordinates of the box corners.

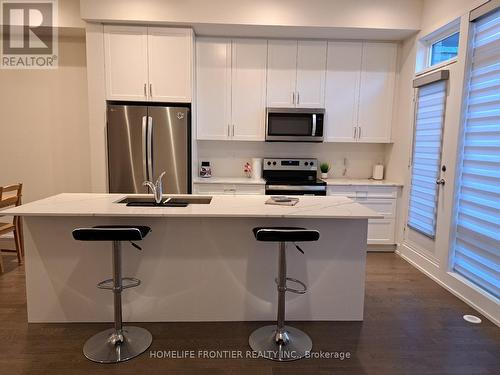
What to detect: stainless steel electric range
<box><xmin>263</xmin><ymin>158</ymin><xmax>327</xmax><ymax>196</ymax></box>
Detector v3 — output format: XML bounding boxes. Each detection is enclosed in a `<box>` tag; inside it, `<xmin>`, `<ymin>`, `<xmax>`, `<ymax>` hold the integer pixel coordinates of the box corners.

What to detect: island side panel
<box><xmin>24</xmin><ymin>216</ymin><xmax>367</xmax><ymax>323</ymax></box>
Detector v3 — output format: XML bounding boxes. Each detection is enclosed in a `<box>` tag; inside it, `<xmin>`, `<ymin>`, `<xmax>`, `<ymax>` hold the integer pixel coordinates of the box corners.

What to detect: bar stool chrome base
<box><xmin>249</xmin><ymin>325</ymin><xmax>312</xmax><ymax>362</ymax></box>
<box><xmin>83</xmin><ymin>326</ymin><xmax>152</xmax><ymax>364</ymax></box>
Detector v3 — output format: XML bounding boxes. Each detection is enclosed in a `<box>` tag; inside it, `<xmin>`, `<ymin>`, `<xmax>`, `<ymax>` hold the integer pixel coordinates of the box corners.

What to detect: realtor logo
<box><xmin>1</xmin><ymin>0</ymin><xmax>58</xmax><ymax>68</ymax></box>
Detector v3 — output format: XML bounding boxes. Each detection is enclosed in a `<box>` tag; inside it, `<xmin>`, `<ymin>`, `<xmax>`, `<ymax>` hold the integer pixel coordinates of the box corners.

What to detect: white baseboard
<box><xmin>397</xmin><ymin>244</ymin><xmax>499</xmax><ymax>327</ymax></box>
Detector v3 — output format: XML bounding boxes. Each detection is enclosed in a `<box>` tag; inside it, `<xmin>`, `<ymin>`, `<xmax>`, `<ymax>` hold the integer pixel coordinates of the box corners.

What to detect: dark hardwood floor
<box><xmin>0</xmin><ymin>252</ymin><xmax>498</xmax><ymax>375</ymax></box>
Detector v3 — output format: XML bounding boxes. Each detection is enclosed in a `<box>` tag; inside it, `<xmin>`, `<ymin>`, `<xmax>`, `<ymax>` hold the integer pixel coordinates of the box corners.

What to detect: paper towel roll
<box><xmin>372</xmin><ymin>164</ymin><xmax>384</xmax><ymax>180</ymax></box>
<box><xmin>251</xmin><ymin>158</ymin><xmax>263</xmax><ymax>179</ymax></box>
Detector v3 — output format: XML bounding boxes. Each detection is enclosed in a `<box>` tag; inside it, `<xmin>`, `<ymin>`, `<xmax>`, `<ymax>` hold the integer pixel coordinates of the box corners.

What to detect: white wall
<box><xmin>0</xmin><ymin>36</ymin><xmax>90</xmax><ymax>203</ymax></box>
<box><xmin>198</xmin><ymin>141</ymin><xmax>386</xmax><ymax>179</ymax></box>
<box><xmin>80</xmin><ymin>0</ymin><xmax>422</xmax><ymax>39</ymax></box>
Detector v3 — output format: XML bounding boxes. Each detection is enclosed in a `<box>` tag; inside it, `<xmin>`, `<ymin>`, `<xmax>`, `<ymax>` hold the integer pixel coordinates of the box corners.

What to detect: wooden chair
<box><xmin>0</xmin><ymin>184</ymin><xmax>24</xmax><ymax>272</ymax></box>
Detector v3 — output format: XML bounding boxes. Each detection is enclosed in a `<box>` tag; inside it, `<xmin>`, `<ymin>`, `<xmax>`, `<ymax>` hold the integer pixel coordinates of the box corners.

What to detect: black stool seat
<box><xmin>72</xmin><ymin>225</ymin><xmax>151</xmax><ymax>242</ymax></box>
<box><xmin>253</xmin><ymin>227</ymin><xmax>320</xmax><ymax>242</ymax></box>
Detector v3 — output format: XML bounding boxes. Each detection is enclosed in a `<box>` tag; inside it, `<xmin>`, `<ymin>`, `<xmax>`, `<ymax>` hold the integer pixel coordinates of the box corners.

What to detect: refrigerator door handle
<box><xmin>141</xmin><ymin>115</ymin><xmax>148</xmax><ymax>181</ymax></box>
<box><xmin>147</xmin><ymin>116</ymin><xmax>154</xmax><ymax>180</ymax></box>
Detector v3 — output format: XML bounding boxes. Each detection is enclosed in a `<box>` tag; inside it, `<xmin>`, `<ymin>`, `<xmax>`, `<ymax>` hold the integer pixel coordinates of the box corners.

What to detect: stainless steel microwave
<box><xmin>266</xmin><ymin>108</ymin><xmax>325</xmax><ymax>142</ymax></box>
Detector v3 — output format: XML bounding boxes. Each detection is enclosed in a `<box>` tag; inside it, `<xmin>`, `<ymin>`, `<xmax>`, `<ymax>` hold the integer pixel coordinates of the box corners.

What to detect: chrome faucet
<box><xmin>143</xmin><ymin>171</ymin><xmax>166</xmax><ymax>204</ymax></box>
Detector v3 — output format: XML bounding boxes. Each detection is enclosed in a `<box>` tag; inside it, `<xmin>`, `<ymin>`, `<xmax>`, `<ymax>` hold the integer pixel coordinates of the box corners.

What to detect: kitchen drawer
<box><xmin>193</xmin><ymin>183</ymin><xmax>264</xmax><ymax>195</ymax></box>
<box><xmin>367</xmin><ymin>218</ymin><xmax>396</xmax><ymax>245</ymax></box>
<box><xmin>355</xmin><ymin>199</ymin><xmax>396</xmax><ymax>218</ymax></box>
<box><xmin>327</xmin><ymin>185</ymin><xmax>398</xmax><ymax>199</ymax></box>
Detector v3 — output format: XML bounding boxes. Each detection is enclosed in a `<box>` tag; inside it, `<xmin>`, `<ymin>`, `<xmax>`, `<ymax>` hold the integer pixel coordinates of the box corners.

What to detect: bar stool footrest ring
<box><xmin>274</xmin><ymin>277</ymin><xmax>307</xmax><ymax>294</ymax></box>
<box><xmin>97</xmin><ymin>277</ymin><xmax>141</xmax><ymax>290</ymax></box>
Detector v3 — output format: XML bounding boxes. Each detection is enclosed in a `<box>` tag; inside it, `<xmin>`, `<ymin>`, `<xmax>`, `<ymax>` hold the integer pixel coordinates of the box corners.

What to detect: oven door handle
<box><xmin>311</xmin><ymin>114</ymin><xmax>317</xmax><ymax>136</ymax></box>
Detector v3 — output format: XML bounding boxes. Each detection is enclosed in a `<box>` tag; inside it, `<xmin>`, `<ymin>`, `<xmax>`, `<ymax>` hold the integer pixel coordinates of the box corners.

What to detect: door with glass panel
<box><xmin>450</xmin><ymin>8</ymin><xmax>500</xmax><ymax>300</ymax></box>
<box><xmin>404</xmin><ymin>76</ymin><xmax>448</xmax><ymax>258</ymax></box>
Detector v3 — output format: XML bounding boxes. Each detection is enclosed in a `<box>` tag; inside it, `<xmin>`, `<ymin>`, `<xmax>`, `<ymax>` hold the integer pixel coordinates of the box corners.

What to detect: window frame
<box><xmin>417</xmin><ymin>18</ymin><xmax>461</xmax><ymax>74</ymax></box>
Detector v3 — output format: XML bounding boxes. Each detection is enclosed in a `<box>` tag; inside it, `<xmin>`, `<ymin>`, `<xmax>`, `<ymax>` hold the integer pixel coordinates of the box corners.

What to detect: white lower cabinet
<box><xmin>327</xmin><ymin>185</ymin><xmax>399</xmax><ymax>245</ymax></box>
<box><xmin>193</xmin><ymin>183</ymin><xmax>265</xmax><ymax>195</ymax></box>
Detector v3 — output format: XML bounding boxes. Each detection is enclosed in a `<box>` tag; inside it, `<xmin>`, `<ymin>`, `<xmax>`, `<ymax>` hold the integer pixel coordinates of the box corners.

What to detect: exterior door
<box><xmin>404</xmin><ymin>79</ymin><xmax>448</xmax><ymax>259</ymax></box>
<box><xmin>107</xmin><ymin>105</ymin><xmax>149</xmax><ymax>193</ymax></box>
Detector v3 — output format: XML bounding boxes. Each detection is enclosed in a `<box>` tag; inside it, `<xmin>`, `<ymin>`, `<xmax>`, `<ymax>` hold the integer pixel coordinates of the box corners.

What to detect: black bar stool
<box><xmin>72</xmin><ymin>225</ymin><xmax>152</xmax><ymax>363</ymax></box>
<box><xmin>249</xmin><ymin>227</ymin><xmax>320</xmax><ymax>361</ymax></box>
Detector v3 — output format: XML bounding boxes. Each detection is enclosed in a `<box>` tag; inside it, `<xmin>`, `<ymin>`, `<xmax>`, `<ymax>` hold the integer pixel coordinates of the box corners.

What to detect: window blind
<box><xmin>452</xmin><ymin>9</ymin><xmax>500</xmax><ymax>299</ymax></box>
<box><xmin>407</xmin><ymin>80</ymin><xmax>447</xmax><ymax>238</ymax></box>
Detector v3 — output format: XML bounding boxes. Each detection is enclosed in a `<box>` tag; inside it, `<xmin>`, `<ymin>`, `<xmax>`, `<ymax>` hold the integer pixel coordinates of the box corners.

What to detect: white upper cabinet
<box><xmin>104</xmin><ymin>25</ymin><xmax>149</xmax><ymax>101</ymax></box>
<box><xmin>358</xmin><ymin>42</ymin><xmax>397</xmax><ymax>143</ymax></box>
<box><xmin>104</xmin><ymin>25</ymin><xmax>193</xmax><ymax>102</ymax></box>
<box><xmin>325</xmin><ymin>41</ymin><xmax>397</xmax><ymax>143</ymax></box>
<box><xmin>147</xmin><ymin>27</ymin><xmax>193</xmax><ymax>102</ymax></box>
<box><xmin>231</xmin><ymin>39</ymin><xmax>267</xmax><ymax>141</ymax></box>
<box><xmin>296</xmin><ymin>41</ymin><xmax>327</xmax><ymax>108</ymax></box>
<box><xmin>325</xmin><ymin>41</ymin><xmax>362</xmax><ymax>142</ymax></box>
<box><xmin>267</xmin><ymin>40</ymin><xmax>327</xmax><ymax>108</ymax></box>
<box><xmin>196</xmin><ymin>38</ymin><xmax>232</xmax><ymax>140</ymax></box>
<box><xmin>196</xmin><ymin>38</ymin><xmax>267</xmax><ymax>141</ymax></box>
<box><xmin>267</xmin><ymin>40</ymin><xmax>297</xmax><ymax>107</ymax></box>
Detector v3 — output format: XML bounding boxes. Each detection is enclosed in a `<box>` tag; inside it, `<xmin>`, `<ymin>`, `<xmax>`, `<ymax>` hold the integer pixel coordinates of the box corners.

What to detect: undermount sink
<box><xmin>117</xmin><ymin>195</ymin><xmax>213</xmax><ymax>207</ymax></box>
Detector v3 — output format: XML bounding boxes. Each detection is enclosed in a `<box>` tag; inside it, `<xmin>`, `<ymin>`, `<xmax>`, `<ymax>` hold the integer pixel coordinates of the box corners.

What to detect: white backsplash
<box><xmin>197</xmin><ymin>141</ymin><xmax>385</xmax><ymax>179</ymax></box>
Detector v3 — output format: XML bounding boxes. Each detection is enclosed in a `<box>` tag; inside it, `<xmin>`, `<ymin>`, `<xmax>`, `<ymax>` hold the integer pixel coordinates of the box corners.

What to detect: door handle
<box><xmin>297</xmin><ymin>91</ymin><xmax>300</xmax><ymax>105</ymax></box>
<box><xmin>436</xmin><ymin>178</ymin><xmax>445</xmax><ymax>185</ymax></box>
<box><xmin>358</xmin><ymin>126</ymin><xmax>361</xmax><ymax>139</ymax></box>
<box><xmin>227</xmin><ymin>124</ymin><xmax>230</xmax><ymax>137</ymax></box>
<box><xmin>292</xmin><ymin>92</ymin><xmax>295</xmax><ymax>105</ymax></box>
<box><xmin>312</xmin><ymin>114</ymin><xmax>317</xmax><ymax>136</ymax></box>
<box><xmin>232</xmin><ymin>124</ymin><xmax>235</xmax><ymax>137</ymax></box>
<box><xmin>149</xmin><ymin>83</ymin><xmax>153</xmax><ymax>98</ymax></box>
<box><xmin>141</xmin><ymin>116</ymin><xmax>148</xmax><ymax>180</ymax></box>
<box><xmin>144</xmin><ymin>83</ymin><xmax>147</xmax><ymax>97</ymax></box>
<box><xmin>147</xmin><ymin>116</ymin><xmax>153</xmax><ymax>181</ymax></box>
<box><xmin>354</xmin><ymin>126</ymin><xmax>357</xmax><ymax>139</ymax></box>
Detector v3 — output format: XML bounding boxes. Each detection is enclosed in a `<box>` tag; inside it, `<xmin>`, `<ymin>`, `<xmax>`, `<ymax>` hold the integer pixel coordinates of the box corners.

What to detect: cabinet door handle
<box><xmin>144</xmin><ymin>83</ymin><xmax>147</xmax><ymax>97</ymax></box>
<box><xmin>227</xmin><ymin>124</ymin><xmax>230</xmax><ymax>137</ymax></box>
<box><xmin>358</xmin><ymin>126</ymin><xmax>361</xmax><ymax>139</ymax></box>
<box><xmin>354</xmin><ymin>126</ymin><xmax>357</xmax><ymax>139</ymax></box>
<box><xmin>232</xmin><ymin>124</ymin><xmax>235</xmax><ymax>137</ymax></box>
<box><xmin>297</xmin><ymin>91</ymin><xmax>300</xmax><ymax>105</ymax></box>
<box><xmin>149</xmin><ymin>83</ymin><xmax>153</xmax><ymax>97</ymax></box>
<box><xmin>292</xmin><ymin>92</ymin><xmax>295</xmax><ymax>105</ymax></box>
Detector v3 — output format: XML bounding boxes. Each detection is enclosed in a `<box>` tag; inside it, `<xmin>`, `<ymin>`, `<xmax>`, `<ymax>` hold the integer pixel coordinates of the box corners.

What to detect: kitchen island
<box><xmin>4</xmin><ymin>193</ymin><xmax>380</xmax><ymax>323</ymax></box>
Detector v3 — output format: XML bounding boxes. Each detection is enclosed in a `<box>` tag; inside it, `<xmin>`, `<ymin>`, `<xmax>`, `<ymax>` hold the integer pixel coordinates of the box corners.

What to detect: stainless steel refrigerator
<box><xmin>107</xmin><ymin>104</ymin><xmax>191</xmax><ymax>194</ymax></box>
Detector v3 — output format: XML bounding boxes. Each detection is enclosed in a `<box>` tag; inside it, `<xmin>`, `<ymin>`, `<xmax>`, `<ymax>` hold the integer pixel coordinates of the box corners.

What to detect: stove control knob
<box><xmin>304</xmin><ymin>162</ymin><xmax>309</xmax><ymax>166</ymax></box>
<box><xmin>267</xmin><ymin>161</ymin><xmax>271</xmax><ymax>166</ymax></box>
<box><xmin>272</xmin><ymin>161</ymin><xmax>277</xmax><ymax>166</ymax></box>
<box><xmin>310</xmin><ymin>162</ymin><xmax>314</xmax><ymax>166</ymax></box>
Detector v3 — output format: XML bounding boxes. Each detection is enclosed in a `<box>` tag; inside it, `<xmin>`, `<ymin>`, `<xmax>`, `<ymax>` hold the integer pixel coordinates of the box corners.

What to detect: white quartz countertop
<box><xmin>193</xmin><ymin>176</ymin><xmax>402</xmax><ymax>187</ymax></box>
<box><xmin>3</xmin><ymin>193</ymin><xmax>381</xmax><ymax>219</ymax></box>
<box><xmin>323</xmin><ymin>178</ymin><xmax>403</xmax><ymax>187</ymax></box>
<box><xmin>193</xmin><ymin>177</ymin><xmax>266</xmax><ymax>184</ymax></box>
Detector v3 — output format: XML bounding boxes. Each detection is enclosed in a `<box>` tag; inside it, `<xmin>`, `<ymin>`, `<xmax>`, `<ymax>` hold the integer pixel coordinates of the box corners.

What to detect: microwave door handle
<box><xmin>312</xmin><ymin>114</ymin><xmax>317</xmax><ymax>136</ymax></box>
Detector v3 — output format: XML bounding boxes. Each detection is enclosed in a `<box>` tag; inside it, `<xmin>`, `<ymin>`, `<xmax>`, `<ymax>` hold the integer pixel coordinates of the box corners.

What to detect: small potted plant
<box><xmin>320</xmin><ymin>162</ymin><xmax>330</xmax><ymax>179</ymax></box>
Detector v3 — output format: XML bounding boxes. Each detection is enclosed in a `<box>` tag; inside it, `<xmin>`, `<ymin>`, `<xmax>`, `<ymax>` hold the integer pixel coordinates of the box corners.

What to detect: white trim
<box><xmin>415</xmin><ymin>57</ymin><xmax>457</xmax><ymax>77</ymax></box>
<box><xmin>417</xmin><ymin>18</ymin><xmax>460</xmax><ymax>74</ymax></box>
<box><xmin>397</xmin><ymin>244</ymin><xmax>500</xmax><ymax>327</ymax></box>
